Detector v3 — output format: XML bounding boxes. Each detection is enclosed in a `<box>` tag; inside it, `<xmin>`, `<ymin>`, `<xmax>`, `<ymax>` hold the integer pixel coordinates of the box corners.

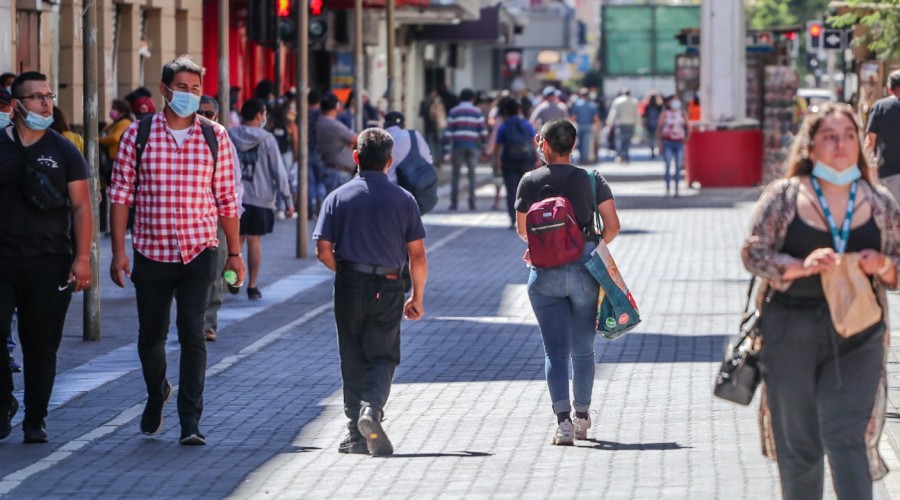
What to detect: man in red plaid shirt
<box><xmin>107</xmin><ymin>56</ymin><xmax>244</xmax><ymax>446</ymax></box>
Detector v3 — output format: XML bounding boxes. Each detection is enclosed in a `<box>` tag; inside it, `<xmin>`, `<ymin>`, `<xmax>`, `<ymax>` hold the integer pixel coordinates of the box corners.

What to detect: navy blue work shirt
<box><xmin>313</xmin><ymin>170</ymin><xmax>426</xmax><ymax>270</ymax></box>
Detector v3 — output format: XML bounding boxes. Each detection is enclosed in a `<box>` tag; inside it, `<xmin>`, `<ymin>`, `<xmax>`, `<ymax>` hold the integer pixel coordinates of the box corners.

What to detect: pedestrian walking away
<box><xmin>0</xmin><ymin>71</ymin><xmax>93</xmax><ymax>444</ymax></box>
<box><xmin>607</xmin><ymin>88</ymin><xmax>639</xmax><ymax>163</ymax></box>
<box><xmin>658</xmin><ymin>95</ymin><xmax>689</xmax><ymax>197</ymax></box>
<box><xmin>742</xmin><ymin>103</ymin><xmax>900</xmax><ymax>500</ymax></box>
<box><xmin>230</xmin><ymin>98</ymin><xmax>294</xmax><ymax>300</ymax></box>
<box><xmin>569</xmin><ymin>88</ymin><xmax>601</xmax><ymax>165</ymax></box>
<box><xmin>515</xmin><ymin>118</ymin><xmax>620</xmax><ymax>446</ymax></box>
<box><xmin>316</xmin><ymin>92</ymin><xmax>358</xmax><ymax>193</ymax></box>
<box><xmin>642</xmin><ymin>91</ymin><xmax>663</xmax><ymax>160</ymax></box>
<box><xmin>198</xmin><ymin>95</ymin><xmax>244</xmax><ymax>342</ymax></box>
<box><xmin>494</xmin><ymin>98</ymin><xmax>536</xmax><ymax>228</ymax></box>
<box><xmin>313</xmin><ymin>127</ymin><xmax>428</xmax><ymax>456</ymax></box>
<box><xmin>443</xmin><ymin>88</ymin><xmax>488</xmax><ymax>210</ymax></box>
<box><xmin>108</xmin><ymin>55</ymin><xmax>245</xmax><ymax>446</ymax></box>
<box><xmin>865</xmin><ymin>69</ymin><xmax>900</xmax><ymax>203</ymax></box>
<box><xmin>529</xmin><ymin>86</ymin><xmax>568</xmax><ymax>131</ymax></box>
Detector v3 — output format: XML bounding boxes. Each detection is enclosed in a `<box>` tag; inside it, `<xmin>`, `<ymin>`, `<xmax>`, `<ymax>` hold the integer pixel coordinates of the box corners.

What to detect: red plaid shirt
<box><xmin>108</xmin><ymin>112</ymin><xmax>239</xmax><ymax>263</ymax></box>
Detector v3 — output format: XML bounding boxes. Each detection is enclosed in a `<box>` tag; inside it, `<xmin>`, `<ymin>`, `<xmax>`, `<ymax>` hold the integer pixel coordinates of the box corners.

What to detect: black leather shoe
<box><xmin>357</xmin><ymin>407</ymin><xmax>393</xmax><ymax>456</ymax></box>
<box><xmin>141</xmin><ymin>380</ymin><xmax>173</xmax><ymax>435</ymax></box>
<box><xmin>337</xmin><ymin>432</ymin><xmax>368</xmax><ymax>454</ymax></box>
<box><xmin>23</xmin><ymin>419</ymin><xmax>47</xmax><ymax>444</ymax></box>
<box><xmin>0</xmin><ymin>396</ymin><xmax>18</xmax><ymax>440</ymax></box>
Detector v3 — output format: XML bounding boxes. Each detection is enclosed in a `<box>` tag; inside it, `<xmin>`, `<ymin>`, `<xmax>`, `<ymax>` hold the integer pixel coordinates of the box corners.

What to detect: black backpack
<box><xmin>395</xmin><ymin>130</ymin><xmax>438</xmax><ymax>214</ymax></box>
<box><xmin>237</xmin><ymin>145</ymin><xmax>261</xmax><ymax>182</ymax></box>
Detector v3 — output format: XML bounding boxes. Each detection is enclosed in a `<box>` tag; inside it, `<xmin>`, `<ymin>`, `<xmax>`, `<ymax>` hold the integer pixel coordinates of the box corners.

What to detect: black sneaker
<box><xmin>179</xmin><ymin>429</ymin><xmax>206</xmax><ymax>446</ymax></box>
<box><xmin>357</xmin><ymin>407</ymin><xmax>393</xmax><ymax>456</ymax></box>
<box><xmin>247</xmin><ymin>287</ymin><xmax>262</xmax><ymax>300</ymax></box>
<box><xmin>337</xmin><ymin>432</ymin><xmax>368</xmax><ymax>454</ymax></box>
<box><xmin>23</xmin><ymin>418</ymin><xmax>47</xmax><ymax>444</ymax></box>
<box><xmin>140</xmin><ymin>380</ymin><xmax>173</xmax><ymax>435</ymax></box>
<box><xmin>0</xmin><ymin>396</ymin><xmax>18</xmax><ymax>440</ymax></box>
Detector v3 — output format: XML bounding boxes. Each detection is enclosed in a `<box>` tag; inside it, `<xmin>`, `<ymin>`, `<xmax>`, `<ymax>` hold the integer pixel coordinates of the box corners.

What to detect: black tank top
<box><xmin>780</xmin><ymin>214</ymin><xmax>881</xmax><ymax>298</ymax></box>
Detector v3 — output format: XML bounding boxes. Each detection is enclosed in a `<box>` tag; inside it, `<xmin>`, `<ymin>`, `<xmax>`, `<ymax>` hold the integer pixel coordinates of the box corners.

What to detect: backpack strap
<box><xmin>407</xmin><ymin>130</ymin><xmax>419</xmax><ymax>157</ymax></box>
<box><xmin>133</xmin><ymin>115</ymin><xmax>219</xmax><ymax>190</ymax></box>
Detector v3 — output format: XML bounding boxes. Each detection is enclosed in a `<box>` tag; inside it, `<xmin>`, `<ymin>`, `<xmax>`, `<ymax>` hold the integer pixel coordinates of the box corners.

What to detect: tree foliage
<box><xmin>830</xmin><ymin>0</ymin><xmax>900</xmax><ymax>60</ymax></box>
<box><xmin>746</xmin><ymin>0</ymin><xmax>829</xmax><ymax>29</ymax></box>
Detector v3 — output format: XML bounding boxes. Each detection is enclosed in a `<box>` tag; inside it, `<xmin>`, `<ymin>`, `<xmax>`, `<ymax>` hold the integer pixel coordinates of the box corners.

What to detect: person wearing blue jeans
<box><xmin>515</xmin><ymin>118</ymin><xmax>620</xmax><ymax>445</ymax></box>
<box><xmin>662</xmin><ymin>140</ymin><xmax>685</xmax><ymax>196</ymax></box>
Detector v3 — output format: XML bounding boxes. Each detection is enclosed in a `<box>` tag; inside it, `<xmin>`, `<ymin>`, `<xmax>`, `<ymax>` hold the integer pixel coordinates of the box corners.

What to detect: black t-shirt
<box><xmin>866</xmin><ymin>96</ymin><xmax>900</xmax><ymax>177</ymax></box>
<box><xmin>515</xmin><ymin>163</ymin><xmax>614</xmax><ymax>239</ymax></box>
<box><xmin>0</xmin><ymin>127</ymin><xmax>88</xmax><ymax>257</ymax></box>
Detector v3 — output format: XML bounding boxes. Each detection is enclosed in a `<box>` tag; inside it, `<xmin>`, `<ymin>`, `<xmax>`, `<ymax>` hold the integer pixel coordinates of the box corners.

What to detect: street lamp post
<box><xmin>83</xmin><ymin>0</ymin><xmax>101</xmax><ymax>341</ymax></box>
<box><xmin>296</xmin><ymin>0</ymin><xmax>310</xmax><ymax>257</ymax></box>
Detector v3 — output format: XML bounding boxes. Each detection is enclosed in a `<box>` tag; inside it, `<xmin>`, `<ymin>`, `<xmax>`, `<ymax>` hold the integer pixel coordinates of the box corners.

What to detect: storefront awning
<box><xmin>327</xmin><ymin>0</ymin><xmax>429</xmax><ymax>9</ymax></box>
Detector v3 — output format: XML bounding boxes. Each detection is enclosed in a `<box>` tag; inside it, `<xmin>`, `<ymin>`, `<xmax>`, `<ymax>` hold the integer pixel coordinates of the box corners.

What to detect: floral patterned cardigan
<box><xmin>741</xmin><ymin>176</ymin><xmax>900</xmax><ymax>480</ymax></box>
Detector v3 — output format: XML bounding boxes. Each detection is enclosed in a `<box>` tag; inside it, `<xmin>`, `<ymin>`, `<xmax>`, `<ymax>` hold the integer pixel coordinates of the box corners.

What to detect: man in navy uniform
<box><xmin>313</xmin><ymin>127</ymin><xmax>427</xmax><ymax>456</ymax></box>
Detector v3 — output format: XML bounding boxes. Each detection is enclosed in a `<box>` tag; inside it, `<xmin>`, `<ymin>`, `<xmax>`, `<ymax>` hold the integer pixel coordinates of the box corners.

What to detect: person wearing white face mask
<box><xmin>0</xmin><ymin>89</ymin><xmax>12</xmax><ymax>129</ymax></box>
<box><xmin>742</xmin><ymin>103</ymin><xmax>900</xmax><ymax>499</ymax></box>
<box><xmin>657</xmin><ymin>95</ymin><xmax>689</xmax><ymax>197</ymax></box>
<box><xmin>107</xmin><ymin>55</ymin><xmax>245</xmax><ymax>446</ymax></box>
<box><xmin>0</xmin><ymin>71</ymin><xmax>93</xmax><ymax>444</ymax></box>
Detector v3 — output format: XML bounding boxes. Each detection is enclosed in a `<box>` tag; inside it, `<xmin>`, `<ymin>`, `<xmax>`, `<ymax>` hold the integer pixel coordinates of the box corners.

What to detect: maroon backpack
<box><xmin>525</xmin><ymin>170</ymin><xmax>585</xmax><ymax>269</ymax></box>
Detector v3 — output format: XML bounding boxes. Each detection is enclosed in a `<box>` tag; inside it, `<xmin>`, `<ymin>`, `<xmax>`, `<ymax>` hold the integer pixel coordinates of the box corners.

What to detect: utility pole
<box><xmin>82</xmin><ymin>0</ymin><xmax>101</xmax><ymax>341</ymax></box>
<box><xmin>354</xmin><ymin>0</ymin><xmax>364</xmax><ymax>132</ymax></box>
<box><xmin>218</xmin><ymin>0</ymin><xmax>230</xmax><ymax>127</ymax></box>
<box><xmin>296</xmin><ymin>0</ymin><xmax>309</xmax><ymax>257</ymax></box>
<box><xmin>273</xmin><ymin>0</ymin><xmax>281</xmax><ymax>99</ymax></box>
<box><xmin>386</xmin><ymin>0</ymin><xmax>396</xmax><ymax>111</ymax></box>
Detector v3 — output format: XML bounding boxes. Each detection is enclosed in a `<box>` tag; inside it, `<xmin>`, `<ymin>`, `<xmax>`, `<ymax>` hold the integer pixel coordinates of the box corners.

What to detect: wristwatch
<box><xmin>227</xmin><ymin>252</ymin><xmax>242</xmax><ymax>258</ymax></box>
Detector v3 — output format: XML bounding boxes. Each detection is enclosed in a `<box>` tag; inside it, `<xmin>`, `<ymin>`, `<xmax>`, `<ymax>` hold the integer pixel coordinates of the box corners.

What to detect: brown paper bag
<box><xmin>820</xmin><ymin>253</ymin><xmax>882</xmax><ymax>337</ymax></box>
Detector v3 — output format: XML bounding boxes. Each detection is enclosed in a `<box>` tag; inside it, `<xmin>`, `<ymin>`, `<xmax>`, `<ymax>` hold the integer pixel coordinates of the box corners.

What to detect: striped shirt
<box><xmin>108</xmin><ymin>112</ymin><xmax>239</xmax><ymax>264</ymax></box>
<box><xmin>442</xmin><ymin>101</ymin><xmax>488</xmax><ymax>153</ymax></box>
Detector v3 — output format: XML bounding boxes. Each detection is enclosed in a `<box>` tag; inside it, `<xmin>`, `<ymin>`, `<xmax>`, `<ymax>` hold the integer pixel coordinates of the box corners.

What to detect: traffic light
<box><xmin>310</xmin><ymin>0</ymin><xmax>325</xmax><ymax>16</ymax></box>
<box><xmin>807</xmin><ymin>21</ymin><xmax>823</xmax><ymax>50</ymax></box>
<box><xmin>277</xmin><ymin>0</ymin><xmax>291</xmax><ymax>17</ymax></box>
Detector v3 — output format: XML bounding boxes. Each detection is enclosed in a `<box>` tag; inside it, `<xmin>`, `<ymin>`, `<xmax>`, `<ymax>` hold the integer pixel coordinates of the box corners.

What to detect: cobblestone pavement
<box><xmin>1</xmin><ymin>160</ymin><xmax>899</xmax><ymax>499</ymax></box>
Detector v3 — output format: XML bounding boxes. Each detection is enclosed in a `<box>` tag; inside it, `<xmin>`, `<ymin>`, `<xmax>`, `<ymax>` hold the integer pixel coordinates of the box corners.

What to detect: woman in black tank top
<box><xmin>741</xmin><ymin>103</ymin><xmax>900</xmax><ymax>499</ymax></box>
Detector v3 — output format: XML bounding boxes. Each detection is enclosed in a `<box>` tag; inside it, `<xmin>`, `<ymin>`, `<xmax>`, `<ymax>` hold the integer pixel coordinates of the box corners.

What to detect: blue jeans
<box><xmin>614</xmin><ymin>124</ymin><xmax>634</xmax><ymax>162</ymax></box>
<box><xmin>526</xmin><ymin>243</ymin><xmax>598</xmax><ymax>415</ymax></box>
<box><xmin>576</xmin><ymin>126</ymin><xmax>593</xmax><ymax>165</ymax></box>
<box><xmin>662</xmin><ymin>140</ymin><xmax>684</xmax><ymax>194</ymax></box>
<box><xmin>450</xmin><ymin>148</ymin><xmax>479</xmax><ymax>208</ymax></box>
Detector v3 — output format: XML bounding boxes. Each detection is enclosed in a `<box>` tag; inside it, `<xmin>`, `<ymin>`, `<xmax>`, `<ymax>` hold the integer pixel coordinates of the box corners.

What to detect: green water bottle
<box><xmin>224</xmin><ymin>270</ymin><xmax>240</xmax><ymax>295</ymax></box>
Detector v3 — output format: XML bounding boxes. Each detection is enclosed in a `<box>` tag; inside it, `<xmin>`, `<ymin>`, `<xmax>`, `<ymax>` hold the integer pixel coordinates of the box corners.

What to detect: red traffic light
<box><xmin>808</xmin><ymin>22</ymin><xmax>822</xmax><ymax>37</ymax></box>
<box><xmin>277</xmin><ymin>0</ymin><xmax>291</xmax><ymax>17</ymax></box>
<box><xmin>785</xmin><ymin>32</ymin><xmax>797</xmax><ymax>41</ymax></box>
<box><xmin>310</xmin><ymin>0</ymin><xmax>324</xmax><ymax>16</ymax></box>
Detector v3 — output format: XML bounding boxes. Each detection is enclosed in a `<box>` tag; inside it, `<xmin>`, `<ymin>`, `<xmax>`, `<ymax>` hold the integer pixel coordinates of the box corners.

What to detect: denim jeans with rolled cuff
<box><xmin>527</xmin><ymin>242</ymin><xmax>598</xmax><ymax>415</ymax></box>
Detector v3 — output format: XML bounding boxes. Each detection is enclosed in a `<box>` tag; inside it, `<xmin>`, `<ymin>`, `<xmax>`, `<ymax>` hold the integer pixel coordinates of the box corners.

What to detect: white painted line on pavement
<box><xmin>0</xmin><ymin>220</ymin><xmax>472</xmax><ymax>494</ymax></box>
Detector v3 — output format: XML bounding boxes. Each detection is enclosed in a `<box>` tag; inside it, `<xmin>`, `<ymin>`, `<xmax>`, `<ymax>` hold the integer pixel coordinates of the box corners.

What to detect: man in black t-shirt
<box><xmin>866</xmin><ymin>70</ymin><xmax>900</xmax><ymax>202</ymax></box>
<box><xmin>0</xmin><ymin>71</ymin><xmax>93</xmax><ymax>444</ymax></box>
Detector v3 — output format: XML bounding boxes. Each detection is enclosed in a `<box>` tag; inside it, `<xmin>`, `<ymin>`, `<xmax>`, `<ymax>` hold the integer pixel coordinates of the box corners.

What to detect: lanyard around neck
<box><xmin>810</xmin><ymin>177</ymin><xmax>858</xmax><ymax>254</ymax></box>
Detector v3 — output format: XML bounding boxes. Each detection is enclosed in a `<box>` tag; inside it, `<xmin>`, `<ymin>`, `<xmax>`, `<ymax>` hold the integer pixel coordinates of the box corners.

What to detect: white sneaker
<box><xmin>276</xmin><ymin>210</ymin><xmax>286</xmax><ymax>220</ymax></box>
<box><xmin>573</xmin><ymin>414</ymin><xmax>591</xmax><ymax>440</ymax></box>
<box><xmin>552</xmin><ymin>420</ymin><xmax>575</xmax><ymax>446</ymax></box>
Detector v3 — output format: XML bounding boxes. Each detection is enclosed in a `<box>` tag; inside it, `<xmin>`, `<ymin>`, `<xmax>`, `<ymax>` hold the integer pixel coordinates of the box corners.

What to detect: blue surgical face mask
<box><xmin>260</xmin><ymin>117</ymin><xmax>268</xmax><ymax>129</ymax></box>
<box><xmin>164</xmin><ymin>86</ymin><xmax>201</xmax><ymax>118</ymax></box>
<box><xmin>17</xmin><ymin>103</ymin><xmax>54</xmax><ymax>131</ymax></box>
<box><xmin>812</xmin><ymin>161</ymin><xmax>862</xmax><ymax>186</ymax></box>
<box><xmin>0</xmin><ymin>111</ymin><xmax>9</xmax><ymax>128</ymax></box>
<box><xmin>537</xmin><ymin>138</ymin><xmax>548</xmax><ymax>165</ymax></box>
<box><xmin>671</xmin><ymin>100</ymin><xmax>682</xmax><ymax>110</ymax></box>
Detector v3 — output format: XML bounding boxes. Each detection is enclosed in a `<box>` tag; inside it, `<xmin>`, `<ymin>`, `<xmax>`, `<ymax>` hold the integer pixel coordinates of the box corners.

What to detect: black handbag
<box><xmin>713</xmin><ymin>276</ymin><xmax>767</xmax><ymax>406</ymax></box>
<box><xmin>15</xmin><ymin>130</ymin><xmax>68</xmax><ymax>212</ymax></box>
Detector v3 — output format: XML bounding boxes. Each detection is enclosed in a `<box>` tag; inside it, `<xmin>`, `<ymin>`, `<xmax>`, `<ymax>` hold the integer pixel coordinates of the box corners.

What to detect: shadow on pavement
<box><xmin>385</xmin><ymin>451</ymin><xmax>492</xmax><ymax>458</ymax></box>
<box><xmin>586</xmin><ymin>439</ymin><xmax>689</xmax><ymax>451</ymax></box>
<box><xmin>597</xmin><ymin>333</ymin><xmax>729</xmax><ymax>364</ymax></box>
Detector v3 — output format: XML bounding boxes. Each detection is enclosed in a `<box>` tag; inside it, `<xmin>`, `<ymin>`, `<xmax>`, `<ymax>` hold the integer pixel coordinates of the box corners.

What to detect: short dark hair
<box><xmin>161</xmin><ymin>56</ymin><xmax>203</xmax><ymax>86</ymax></box>
<box><xmin>502</xmin><ymin>97</ymin><xmax>520</xmax><ymax>117</ymax></box>
<box><xmin>0</xmin><ymin>72</ymin><xmax>16</xmax><ymax>87</ymax></box>
<box><xmin>356</xmin><ymin>128</ymin><xmax>394</xmax><ymax>171</ymax></box>
<box><xmin>11</xmin><ymin>71</ymin><xmax>47</xmax><ymax>99</ymax></box>
<box><xmin>199</xmin><ymin>95</ymin><xmax>218</xmax><ymax>113</ymax></box>
<box><xmin>889</xmin><ymin>70</ymin><xmax>900</xmax><ymax>91</ymax></box>
<box><xmin>460</xmin><ymin>88</ymin><xmax>475</xmax><ymax>102</ymax></box>
<box><xmin>240</xmin><ymin>98</ymin><xmax>267</xmax><ymax>123</ymax></box>
<box><xmin>111</xmin><ymin>98</ymin><xmax>132</xmax><ymax>116</ymax></box>
<box><xmin>308</xmin><ymin>89</ymin><xmax>321</xmax><ymax>105</ymax></box>
<box><xmin>540</xmin><ymin>118</ymin><xmax>577</xmax><ymax>155</ymax></box>
<box><xmin>320</xmin><ymin>92</ymin><xmax>340</xmax><ymax>112</ymax></box>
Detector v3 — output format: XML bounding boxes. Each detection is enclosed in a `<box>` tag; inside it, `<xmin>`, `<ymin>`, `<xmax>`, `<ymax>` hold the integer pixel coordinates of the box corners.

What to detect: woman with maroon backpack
<box><xmin>515</xmin><ymin>118</ymin><xmax>621</xmax><ymax>445</ymax></box>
